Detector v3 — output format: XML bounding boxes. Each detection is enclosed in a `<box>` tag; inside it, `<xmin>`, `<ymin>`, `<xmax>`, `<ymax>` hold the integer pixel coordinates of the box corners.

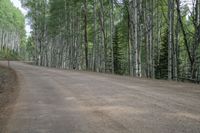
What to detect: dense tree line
<box><xmin>0</xmin><ymin>0</ymin><xmax>25</xmax><ymax>59</ymax></box>
<box><xmin>22</xmin><ymin>0</ymin><xmax>200</xmax><ymax>82</ymax></box>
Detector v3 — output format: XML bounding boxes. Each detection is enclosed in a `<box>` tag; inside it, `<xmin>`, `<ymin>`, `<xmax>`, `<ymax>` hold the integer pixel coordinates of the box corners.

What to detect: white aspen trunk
<box><xmin>197</xmin><ymin>0</ymin><xmax>200</xmax><ymax>80</ymax></box>
<box><xmin>99</xmin><ymin>0</ymin><xmax>106</xmax><ymax>72</ymax></box>
<box><xmin>197</xmin><ymin>0</ymin><xmax>200</xmax><ymax>25</ymax></box>
<box><xmin>0</xmin><ymin>29</ymin><xmax>2</xmax><ymax>50</ymax></box>
<box><xmin>174</xmin><ymin>17</ymin><xmax>180</xmax><ymax>80</ymax></box>
<box><xmin>138</xmin><ymin>0</ymin><xmax>142</xmax><ymax>77</ymax></box>
<box><xmin>110</xmin><ymin>0</ymin><xmax>114</xmax><ymax>73</ymax></box>
<box><xmin>145</xmin><ymin>0</ymin><xmax>150</xmax><ymax>78</ymax></box>
<box><xmin>134</xmin><ymin>0</ymin><xmax>139</xmax><ymax>76</ymax></box>
<box><xmin>150</xmin><ymin>0</ymin><xmax>155</xmax><ymax>78</ymax></box>
<box><xmin>93</xmin><ymin>0</ymin><xmax>97</xmax><ymax>71</ymax></box>
<box><xmin>128</xmin><ymin>0</ymin><xmax>134</xmax><ymax>76</ymax></box>
<box><xmin>168</xmin><ymin>0</ymin><xmax>174</xmax><ymax>80</ymax></box>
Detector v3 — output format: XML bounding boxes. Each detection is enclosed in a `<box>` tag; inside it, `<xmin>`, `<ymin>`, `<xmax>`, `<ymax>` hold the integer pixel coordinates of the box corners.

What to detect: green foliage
<box><xmin>113</xmin><ymin>25</ymin><xmax>127</xmax><ymax>75</ymax></box>
<box><xmin>22</xmin><ymin>0</ymin><xmax>200</xmax><ymax>82</ymax></box>
<box><xmin>0</xmin><ymin>49</ymin><xmax>20</xmax><ymax>60</ymax></box>
<box><xmin>0</xmin><ymin>0</ymin><xmax>25</xmax><ymax>60</ymax></box>
<box><xmin>155</xmin><ymin>29</ymin><xmax>168</xmax><ymax>79</ymax></box>
<box><xmin>26</xmin><ymin>36</ymin><xmax>35</xmax><ymax>60</ymax></box>
<box><xmin>0</xmin><ymin>0</ymin><xmax>25</xmax><ymax>34</ymax></box>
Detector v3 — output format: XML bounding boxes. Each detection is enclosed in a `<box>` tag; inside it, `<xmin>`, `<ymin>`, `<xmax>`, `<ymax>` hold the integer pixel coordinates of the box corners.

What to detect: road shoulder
<box><xmin>0</xmin><ymin>65</ymin><xmax>19</xmax><ymax>132</ymax></box>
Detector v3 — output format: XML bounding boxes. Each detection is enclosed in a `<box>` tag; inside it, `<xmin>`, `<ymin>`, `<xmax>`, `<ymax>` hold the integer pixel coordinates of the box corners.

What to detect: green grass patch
<box><xmin>0</xmin><ymin>50</ymin><xmax>20</xmax><ymax>61</ymax></box>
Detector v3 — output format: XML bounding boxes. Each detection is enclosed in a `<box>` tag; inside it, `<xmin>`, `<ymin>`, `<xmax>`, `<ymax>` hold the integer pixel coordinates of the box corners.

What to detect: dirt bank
<box><xmin>0</xmin><ymin>65</ymin><xmax>19</xmax><ymax>132</ymax></box>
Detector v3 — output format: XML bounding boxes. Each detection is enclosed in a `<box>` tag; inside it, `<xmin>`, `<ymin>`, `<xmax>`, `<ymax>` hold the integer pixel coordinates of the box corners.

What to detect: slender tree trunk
<box><xmin>134</xmin><ymin>0</ymin><xmax>139</xmax><ymax>76</ymax></box>
<box><xmin>84</xmin><ymin>0</ymin><xmax>89</xmax><ymax>70</ymax></box>
<box><xmin>110</xmin><ymin>0</ymin><xmax>114</xmax><ymax>73</ymax></box>
<box><xmin>128</xmin><ymin>1</ymin><xmax>134</xmax><ymax>76</ymax></box>
<box><xmin>99</xmin><ymin>0</ymin><xmax>106</xmax><ymax>72</ymax></box>
<box><xmin>92</xmin><ymin>0</ymin><xmax>97</xmax><ymax>71</ymax></box>
<box><xmin>174</xmin><ymin>17</ymin><xmax>180</xmax><ymax>80</ymax></box>
<box><xmin>150</xmin><ymin>0</ymin><xmax>155</xmax><ymax>78</ymax></box>
<box><xmin>168</xmin><ymin>0</ymin><xmax>174</xmax><ymax>80</ymax></box>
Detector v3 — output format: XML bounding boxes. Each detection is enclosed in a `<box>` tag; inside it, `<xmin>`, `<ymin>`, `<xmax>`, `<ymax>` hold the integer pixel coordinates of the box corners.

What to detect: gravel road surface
<box><xmin>1</xmin><ymin>61</ymin><xmax>200</xmax><ymax>133</ymax></box>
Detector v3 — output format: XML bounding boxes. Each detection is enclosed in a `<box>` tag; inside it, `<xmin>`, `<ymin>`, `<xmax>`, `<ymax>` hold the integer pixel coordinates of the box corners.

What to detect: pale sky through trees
<box><xmin>10</xmin><ymin>0</ymin><xmax>193</xmax><ymax>36</ymax></box>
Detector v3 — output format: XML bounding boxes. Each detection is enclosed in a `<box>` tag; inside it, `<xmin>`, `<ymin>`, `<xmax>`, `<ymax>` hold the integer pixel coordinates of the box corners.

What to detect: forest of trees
<box><xmin>21</xmin><ymin>0</ymin><xmax>200</xmax><ymax>82</ymax></box>
<box><xmin>0</xmin><ymin>0</ymin><xmax>25</xmax><ymax>60</ymax></box>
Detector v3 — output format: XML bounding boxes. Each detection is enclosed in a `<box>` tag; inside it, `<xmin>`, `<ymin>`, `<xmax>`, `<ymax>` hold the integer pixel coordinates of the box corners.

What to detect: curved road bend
<box><xmin>1</xmin><ymin>61</ymin><xmax>200</xmax><ymax>133</ymax></box>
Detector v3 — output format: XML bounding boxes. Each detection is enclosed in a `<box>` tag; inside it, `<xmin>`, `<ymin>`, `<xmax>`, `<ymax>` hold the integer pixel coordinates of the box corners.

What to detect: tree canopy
<box><xmin>22</xmin><ymin>0</ymin><xmax>200</xmax><ymax>82</ymax></box>
<box><xmin>0</xmin><ymin>0</ymin><xmax>25</xmax><ymax>33</ymax></box>
<box><xmin>0</xmin><ymin>0</ymin><xmax>25</xmax><ymax>59</ymax></box>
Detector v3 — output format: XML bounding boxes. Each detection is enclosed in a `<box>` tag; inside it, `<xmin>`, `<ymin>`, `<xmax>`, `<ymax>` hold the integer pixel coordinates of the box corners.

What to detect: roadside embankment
<box><xmin>0</xmin><ymin>65</ymin><xmax>19</xmax><ymax>132</ymax></box>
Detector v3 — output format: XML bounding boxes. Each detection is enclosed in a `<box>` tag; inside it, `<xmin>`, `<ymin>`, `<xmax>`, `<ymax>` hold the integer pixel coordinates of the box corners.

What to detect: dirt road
<box><xmin>1</xmin><ymin>61</ymin><xmax>200</xmax><ymax>133</ymax></box>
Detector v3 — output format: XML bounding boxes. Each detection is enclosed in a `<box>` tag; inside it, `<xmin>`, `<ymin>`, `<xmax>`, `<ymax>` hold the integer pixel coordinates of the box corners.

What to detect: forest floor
<box><xmin>0</xmin><ymin>65</ymin><xmax>19</xmax><ymax>132</ymax></box>
<box><xmin>0</xmin><ymin>61</ymin><xmax>200</xmax><ymax>133</ymax></box>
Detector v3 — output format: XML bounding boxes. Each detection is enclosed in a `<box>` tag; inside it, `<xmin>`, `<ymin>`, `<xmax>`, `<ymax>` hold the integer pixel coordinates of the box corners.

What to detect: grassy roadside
<box><xmin>0</xmin><ymin>50</ymin><xmax>21</xmax><ymax>61</ymax></box>
<box><xmin>0</xmin><ymin>65</ymin><xmax>19</xmax><ymax>132</ymax></box>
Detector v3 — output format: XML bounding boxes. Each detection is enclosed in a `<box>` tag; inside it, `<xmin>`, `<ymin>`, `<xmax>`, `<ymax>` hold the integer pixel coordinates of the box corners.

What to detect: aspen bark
<box><xmin>168</xmin><ymin>0</ymin><xmax>174</xmax><ymax>80</ymax></box>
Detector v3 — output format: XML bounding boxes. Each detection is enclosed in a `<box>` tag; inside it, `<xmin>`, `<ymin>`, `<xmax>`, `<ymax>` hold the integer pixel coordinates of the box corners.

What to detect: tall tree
<box><xmin>168</xmin><ymin>0</ymin><xmax>174</xmax><ymax>80</ymax></box>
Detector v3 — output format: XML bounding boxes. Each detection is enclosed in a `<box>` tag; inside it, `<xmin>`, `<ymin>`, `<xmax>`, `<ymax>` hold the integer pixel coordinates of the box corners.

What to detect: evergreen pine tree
<box><xmin>113</xmin><ymin>26</ymin><xmax>123</xmax><ymax>74</ymax></box>
<box><xmin>155</xmin><ymin>29</ymin><xmax>168</xmax><ymax>79</ymax></box>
